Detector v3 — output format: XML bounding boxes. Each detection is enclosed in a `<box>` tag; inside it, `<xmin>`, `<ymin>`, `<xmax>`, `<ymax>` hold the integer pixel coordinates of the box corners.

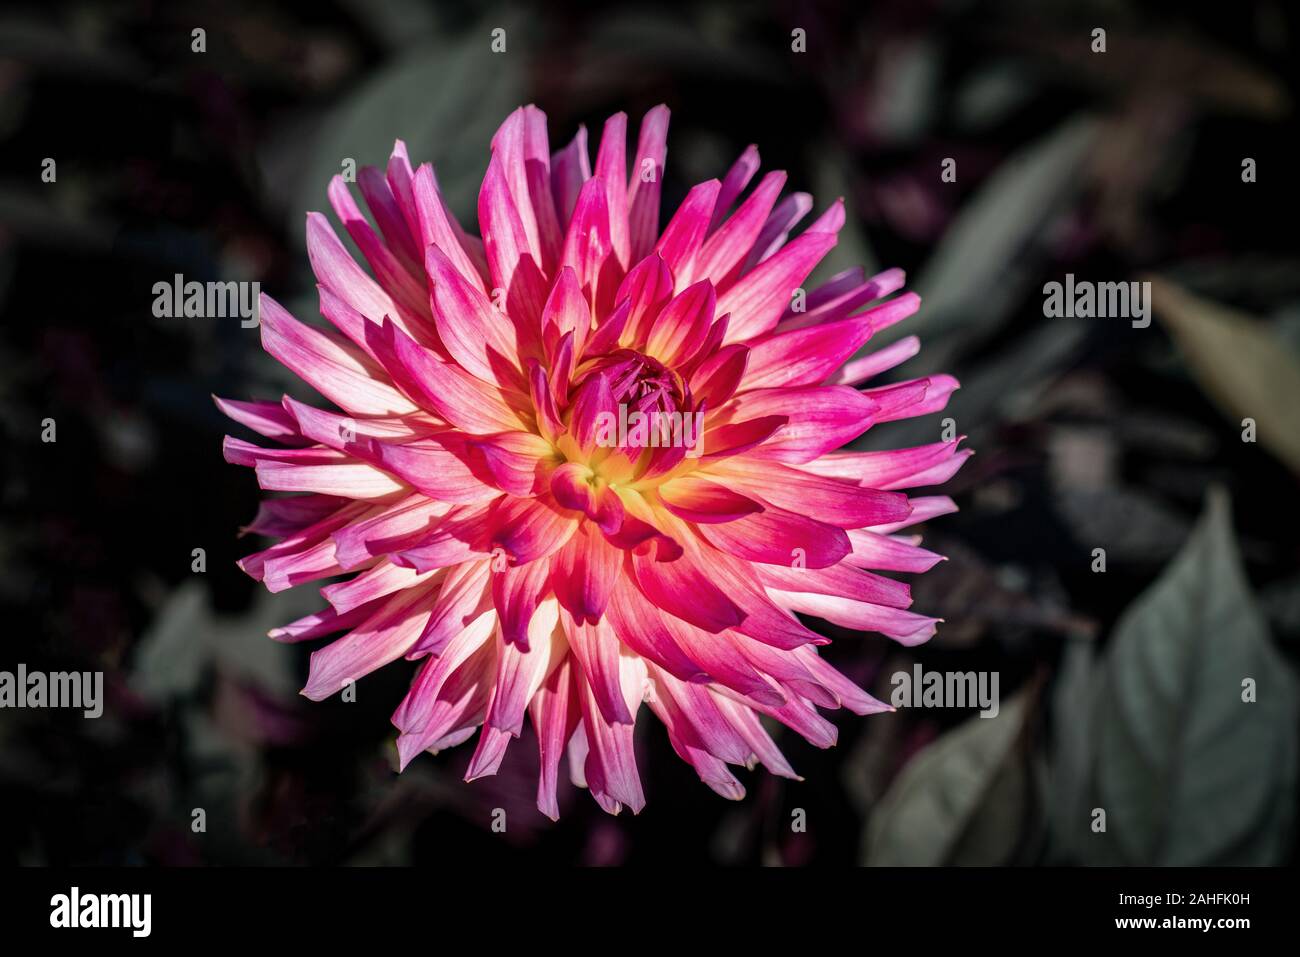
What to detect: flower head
<box><xmin>219</xmin><ymin>105</ymin><xmax>969</xmax><ymax>817</ymax></box>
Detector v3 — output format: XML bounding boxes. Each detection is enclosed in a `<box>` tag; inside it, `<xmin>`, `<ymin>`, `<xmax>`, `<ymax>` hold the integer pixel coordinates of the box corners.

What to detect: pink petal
<box><xmin>255</xmin><ymin>459</ymin><xmax>405</xmax><ymax>500</ymax></box>
<box><xmin>707</xmin><ymin>144</ymin><xmax>760</xmax><ymax>234</ymax></box>
<box><xmin>541</xmin><ymin>266</ymin><xmax>592</xmax><ymax>361</ymax></box>
<box><xmin>868</xmin><ymin>495</ymin><xmax>958</xmax><ymax>534</ymax></box>
<box><xmin>654</xmin><ymin>179</ymin><xmax>720</xmax><ymax>286</ymax></box>
<box><xmin>331</xmin><ymin>493</ymin><xmax>452</xmax><ymax>570</ymax></box>
<box><xmin>706</xmin><ymin>459</ymin><xmax>913</xmax><ymax>528</ymax></box>
<box><xmin>260</xmin><ymin>294</ymin><xmax>417</xmax><ymax>416</ymax></box>
<box><xmin>305</xmin><ymin>212</ymin><xmax>414</xmax><ymax>334</ymax></box>
<box><xmin>758</xmin><ymin>562</ymin><xmax>912</xmax><ymax>610</ymax></box>
<box><xmin>393</xmin><ymin>614</ymin><xmax>497</xmax><ymax>763</ymax></box>
<box><xmin>695</xmin><ymin>170</ymin><xmax>786</xmax><ymax>289</ymax></box>
<box><xmin>214</xmin><ymin>396</ymin><xmax>307</xmax><ymax>445</ymax></box>
<box><xmin>594</xmin><ymin>111</ymin><xmax>630</xmax><ymax>267</ymax></box>
<box><xmin>626</xmin><ymin>105</ymin><xmax>670</xmax><ymax>262</ymax></box>
<box><xmin>767</xmin><ymin>588</ymin><xmax>940</xmax><ymax>645</ymax></box>
<box><xmin>487</xmin><ymin>597</ymin><xmax>562</xmax><ymax>736</ymax></box>
<box><xmin>302</xmin><ymin>584</ymin><xmax>441</xmax><ymax>700</ymax></box>
<box><xmin>689</xmin><ymin>344</ymin><xmax>750</xmax><ymax>409</ymax></box>
<box><xmin>376</xmin><ymin>318</ymin><xmax>528</xmax><ymax>434</ymax></box>
<box><xmin>567</xmin><ymin>372</ymin><xmax>616</xmax><ymax>457</ymax></box>
<box><xmin>562</xmin><ymin>177</ymin><xmax>620</xmax><ymax>319</ymax></box>
<box><xmin>741</xmin><ymin>191</ymin><xmax>811</xmax><ymax>275</ymax></box>
<box><xmin>696</xmin><ymin>505</ymin><xmax>850</xmax><ymax>568</ymax></box>
<box><xmin>409</xmin><ymin>559</ymin><xmax>492</xmax><ymax>657</ymax></box>
<box><xmin>720</xmin><ymin>202</ymin><xmax>842</xmax><ymax>343</ymax></box>
<box><xmin>718</xmin><ymin>385</ymin><xmax>876</xmax><ymax>464</ymax></box>
<box><xmin>645</xmin><ymin>280</ymin><xmax>715</xmax><ymax>366</ymax></box>
<box><xmin>577</xmin><ymin>652</ymin><xmax>646</xmax><ymax>813</ymax></box>
<box><xmin>492</xmin><ymin>556</ymin><xmax>552</xmax><ymax>649</ymax></box>
<box><xmin>550</xmin><ymin>125</ymin><xmax>591</xmax><ymax>228</ymax></box>
<box><xmin>322</xmin><ymin>559</ymin><xmax>437</xmax><ymax>614</ymax></box>
<box><xmin>698</xmin><ymin>414</ymin><xmax>788</xmax><ymax>461</ymax></box>
<box><xmin>486</xmin><ymin>494</ymin><xmax>580</xmax><ymax>566</ymax></box>
<box><xmin>478</xmin><ymin>153</ymin><xmax>548</xmax><ymax>328</ymax></box>
<box><xmin>358</xmin><ymin>162</ymin><xmax>422</xmax><ymax>274</ymax></box>
<box><xmin>327</xmin><ymin>176</ymin><xmax>429</xmax><ymax>321</ymax></box>
<box><xmin>630</xmin><ymin>545</ymin><xmax>745</xmax><ymax>633</ymax></box>
<box><xmin>605</xmin><ymin>575</ymin><xmax>709</xmax><ymax>682</ymax></box>
<box><xmin>777</xmin><ymin>266</ymin><xmax>907</xmax><ymax>332</ymax></box>
<box><xmin>657</xmin><ymin>476</ymin><xmax>764</xmax><ymax>524</ymax></box>
<box><xmin>861</xmin><ymin>374</ymin><xmax>960</xmax><ymax>422</ymax></box>
<box><xmin>411</xmin><ymin>163</ymin><xmax>488</xmax><ymax>293</ymax></box>
<box><xmin>828</xmin><ymin>335</ymin><xmax>921</xmax><ymax>386</ymax></box>
<box><xmin>564</xmin><ymin>611</ymin><xmax>633</xmax><ymax>725</ymax></box>
<box><xmin>615</xmin><ymin>253</ymin><xmax>675</xmax><ymax>348</ymax></box>
<box><xmin>802</xmin><ymin>438</ymin><xmax>968</xmax><ymax>490</ymax></box>
<box><xmin>845</xmin><ymin>528</ymin><xmax>946</xmax><ymax>572</ymax></box>
<box><xmin>427</xmin><ymin>244</ymin><xmax>523</xmax><ymax>386</ymax></box>
<box><xmin>739</xmin><ymin>311</ymin><xmax>875</xmax><ymax>391</ymax></box>
<box><xmin>470</xmin><ymin>430</ymin><xmax>554</xmax><ymax>496</ymax></box>
<box><xmin>551</xmin><ymin>525</ymin><xmax>620</xmax><ymax>624</ymax></box>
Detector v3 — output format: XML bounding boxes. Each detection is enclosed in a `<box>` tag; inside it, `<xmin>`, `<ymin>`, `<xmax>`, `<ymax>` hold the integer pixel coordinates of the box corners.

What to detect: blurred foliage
<box><xmin>2</xmin><ymin>0</ymin><xmax>1299</xmax><ymax>865</ymax></box>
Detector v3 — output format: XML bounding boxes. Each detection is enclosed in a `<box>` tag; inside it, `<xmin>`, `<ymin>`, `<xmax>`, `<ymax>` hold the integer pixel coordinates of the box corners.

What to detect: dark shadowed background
<box><xmin>2</xmin><ymin>0</ymin><xmax>1298</xmax><ymax>866</ymax></box>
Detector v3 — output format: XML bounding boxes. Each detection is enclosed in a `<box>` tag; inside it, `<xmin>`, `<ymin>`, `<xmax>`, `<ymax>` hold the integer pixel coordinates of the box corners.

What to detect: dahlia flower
<box><xmin>219</xmin><ymin>105</ymin><xmax>968</xmax><ymax>817</ymax></box>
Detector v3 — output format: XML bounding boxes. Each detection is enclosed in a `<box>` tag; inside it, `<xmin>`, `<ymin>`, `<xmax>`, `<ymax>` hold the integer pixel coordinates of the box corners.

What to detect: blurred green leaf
<box><xmin>1150</xmin><ymin>275</ymin><xmax>1300</xmax><ymax>475</ymax></box>
<box><xmin>132</xmin><ymin>580</ymin><xmax>211</xmax><ymax>703</ymax></box>
<box><xmin>901</xmin><ymin>116</ymin><xmax>1098</xmax><ymax>350</ymax></box>
<box><xmin>283</xmin><ymin>21</ymin><xmax>525</xmax><ymax>242</ymax></box>
<box><xmin>858</xmin><ymin>318</ymin><xmax>1084</xmax><ymax>451</ymax></box>
<box><xmin>576</xmin><ymin>12</ymin><xmax>777</xmax><ymax>82</ymax></box>
<box><xmin>1055</xmin><ymin>486</ymin><xmax>1192</xmax><ymax>564</ymax></box>
<box><xmin>864</xmin><ymin>689</ymin><xmax>1038</xmax><ymax>866</ymax></box>
<box><xmin>132</xmin><ymin>581</ymin><xmax>317</xmax><ymax>702</ymax></box>
<box><xmin>1087</xmin><ymin>487</ymin><xmax>1298</xmax><ymax>864</ymax></box>
<box><xmin>1047</xmin><ymin>636</ymin><xmax>1097</xmax><ymax>863</ymax></box>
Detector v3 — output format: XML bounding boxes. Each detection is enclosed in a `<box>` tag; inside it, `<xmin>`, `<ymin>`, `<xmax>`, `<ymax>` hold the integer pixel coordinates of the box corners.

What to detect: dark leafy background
<box><xmin>2</xmin><ymin>0</ymin><xmax>1298</xmax><ymax>866</ymax></box>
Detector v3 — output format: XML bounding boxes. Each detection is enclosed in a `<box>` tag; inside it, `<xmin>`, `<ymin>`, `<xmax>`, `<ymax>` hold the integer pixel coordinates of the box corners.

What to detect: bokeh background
<box><xmin>2</xmin><ymin>0</ymin><xmax>1298</xmax><ymax>866</ymax></box>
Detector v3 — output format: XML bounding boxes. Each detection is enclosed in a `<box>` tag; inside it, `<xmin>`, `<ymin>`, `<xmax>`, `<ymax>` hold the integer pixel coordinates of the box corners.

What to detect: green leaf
<box><xmin>863</xmin><ymin>689</ymin><xmax>1038</xmax><ymax>866</ymax></box>
<box><xmin>1150</xmin><ymin>275</ymin><xmax>1300</xmax><ymax>474</ymax></box>
<box><xmin>1087</xmin><ymin>487</ymin><xmax>1298</xmax><ymax>864</ymax></box>
<box><xmin>1046</xmin><ymin>636</ymin><xmax>1098</xmax><ymax>864</ymax></box>
<box><xmin>286</xmin><ymin>24</ymin><xmax>525</xmax><ymax>242</ymax></box>
<box><xmin>892</xmin><ymin>116</ymin><xmax>1098</xmax><ymax>352</ymax></box>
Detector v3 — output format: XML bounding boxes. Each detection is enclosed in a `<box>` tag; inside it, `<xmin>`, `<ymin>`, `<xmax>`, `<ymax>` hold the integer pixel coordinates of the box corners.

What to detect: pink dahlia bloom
<box><xmin>219</xmin><ymin>105</ymin><xmax>968</xmax><ymax>817</ymax></box>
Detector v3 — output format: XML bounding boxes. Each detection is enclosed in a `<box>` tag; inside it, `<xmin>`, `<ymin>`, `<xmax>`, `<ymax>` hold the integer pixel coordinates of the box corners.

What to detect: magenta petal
<box><xmin>696</xmin><ymin>506</ymin><xmax>850</xmax><ymax>568</ymax></box>
<box><xmin>626</xmin><ymin>105</ymin><xmax>670</xmax><ymax>262</ymax></box>
<box><xmin>709</xmin><ymin>459</ymin><xmax>913</xmax><ymax>528</ymax></box>
<box><xmin>654</xmin><ymin>179</ymin><xmax>720</xmax><ymax>283</ymax></box>
<box><xmin>492</xmin><ymin>558</ymin><xmax>551</xmax><ymax>650</ymax></box>
<box><xmin>550</xmin><ymin>125</ymin><xmax>591</xmax><ymax>227</ymax></box>
<box><xmin>719</xmin><ymin>385</ymin><xmax>876</xmax><ymax>464</ymax></box>
<box><xmin>658</xmin><ymin>476</ymin><xmax>764</xmax><ymax>524</ymax></box>
<box><xmin>645</xmin><ymin>280</ymin><xmax>716</xmax><ymax>366</ymax></box>
<box><xmin>301</xmin><ymin>585</ymin><xmax>441</xmax><ymax>700</ymax></box>
<box><xmin>630</xmin><ymin>547</ymin><xmax>745</xmax><ymax>634</ymax></box>
<box><xmin>260</xmin><ymin>294</ymin><xmax>416</xmax><ymax>417</ymax></box>
<box><xmin>376</xmin><ymin>318</ymin><xmax>527</xmax><ymax>434</ymax></box>
<box><xmin>594</xmin><ymin>111</ymin><xmax>631</xmax><ymax>267</ymax></box>
<box><xmin>721</xmin><ymin>202</ymin><xmax>841</xmax><ymax>343</ymax></box>
<box><xmin>427</xmin><ymin>244</ymin><xmax>523</xmax><ymax>386</ymax></box>
<box><xmin>552</xmin><ymin>525</ymin><xmax>620</xmax><ymax>624</ymax></box>
<box><xmin>568</xmin><ymin>372</ymin><xmax>616</xmax><ymax>457</ymax></box>
<box><xmin>564</xmin><ymin>611</ymin><xmax>634</xmax><ymax>725</ymax></box>
<box><xmin>695</xmin><ymin>170</ymin><xmax>786</xmax><ymax>289</ymax></box>
<box><xmin>470</xmin><ymin>431</ymin><xmax>554</xmax><ymax>496</ymax></box>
